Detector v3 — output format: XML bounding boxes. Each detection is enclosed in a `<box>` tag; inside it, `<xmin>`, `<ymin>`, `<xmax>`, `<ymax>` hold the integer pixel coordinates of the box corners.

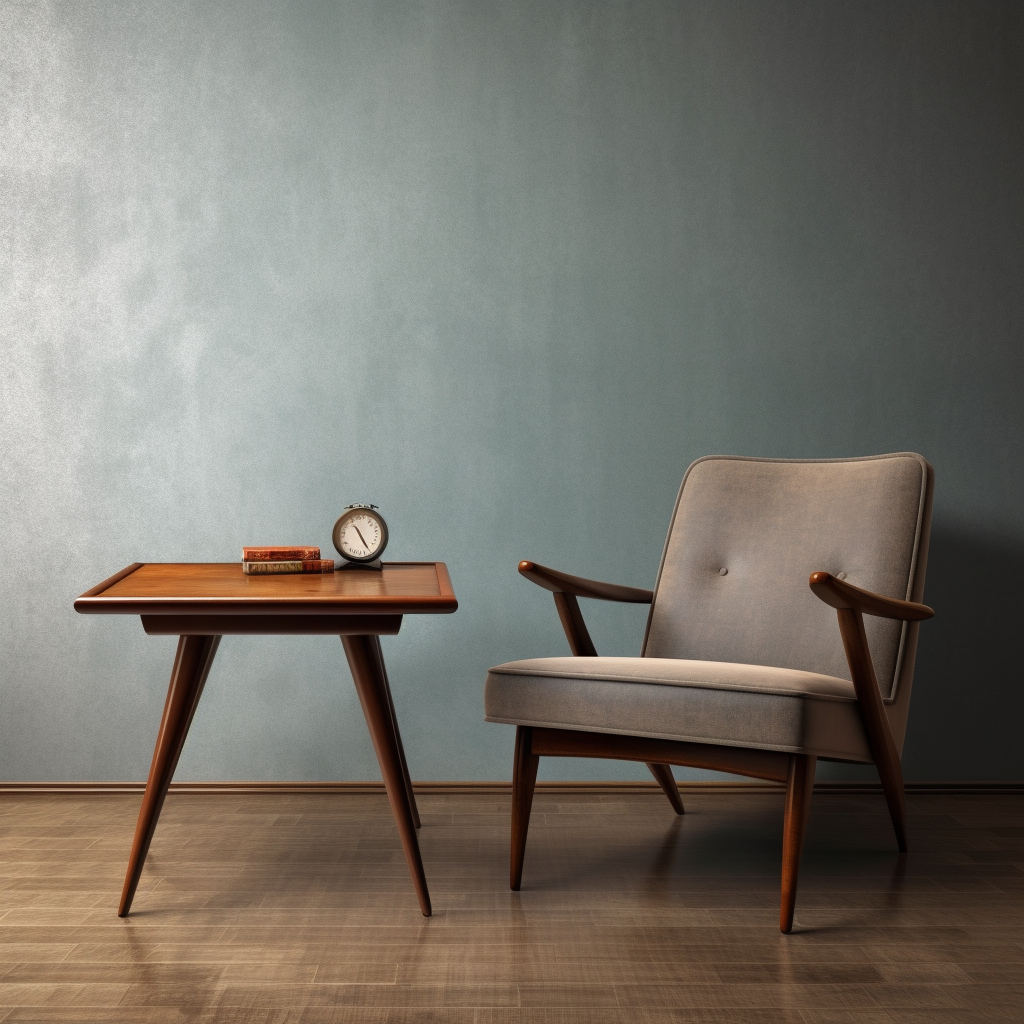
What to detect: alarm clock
<box><xmin>333</xmin><ymin>505</ymin><xmax>389</xmax><ymax>569</ymax></box>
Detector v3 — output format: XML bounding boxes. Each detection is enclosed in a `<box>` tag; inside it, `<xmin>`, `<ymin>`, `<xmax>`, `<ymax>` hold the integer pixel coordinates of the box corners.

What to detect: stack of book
<box><xmin>242</xmin><ymin>546</ymin><xmax>335</xmax><ymax>575</ymax></box>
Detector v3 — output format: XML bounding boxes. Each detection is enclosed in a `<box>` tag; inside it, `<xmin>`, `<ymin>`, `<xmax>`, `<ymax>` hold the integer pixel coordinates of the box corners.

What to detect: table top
<box><xmin>75</xmin><ymin>562</ymin><xmax>457</xmax><ymax>617</ymax></box>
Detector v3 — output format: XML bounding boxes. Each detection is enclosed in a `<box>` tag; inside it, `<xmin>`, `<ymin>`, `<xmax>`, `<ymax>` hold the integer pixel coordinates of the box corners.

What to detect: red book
<box><xmin>242</xmin><ymin>560</ymin><xmax>334</xmax><ymax>575</ymax></box>
<box><xmin>242</xmin><ymin>546</ymin><xmax>320</xmax><ymax>562</ymax></box>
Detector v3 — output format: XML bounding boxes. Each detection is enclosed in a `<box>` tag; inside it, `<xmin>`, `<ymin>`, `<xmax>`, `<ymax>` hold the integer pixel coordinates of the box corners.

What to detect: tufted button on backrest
<box><xmin>642</xmin><ymin>454</ymin><xmax>932</xmax><ymax>699</ymax></box>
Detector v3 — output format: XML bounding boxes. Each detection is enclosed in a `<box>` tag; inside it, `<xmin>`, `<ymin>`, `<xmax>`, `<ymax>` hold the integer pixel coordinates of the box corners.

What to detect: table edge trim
<box><xmin>74</xmin><ymin>562</ymin><xmax>458</xmax><ymax>616</ymax></box>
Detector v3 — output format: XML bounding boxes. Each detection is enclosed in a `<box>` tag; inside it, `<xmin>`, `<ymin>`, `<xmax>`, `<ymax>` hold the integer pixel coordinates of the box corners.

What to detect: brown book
<box><xmin>242</xmin><ymin>560</ymin><xmax>334</xmax><ymax>575</ymax></box>
<box><xmin>242</xmin><ymin>546</ymin><xmax>320</xmax><ymax>562</ymax></box>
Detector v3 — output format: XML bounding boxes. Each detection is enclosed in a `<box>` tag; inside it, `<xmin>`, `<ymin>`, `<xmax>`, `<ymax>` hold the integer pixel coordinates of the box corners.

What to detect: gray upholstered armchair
<box><xmin>485</xmin><ymin>454</ymin><xmax>934</xmax><ymax>932</ymax></box>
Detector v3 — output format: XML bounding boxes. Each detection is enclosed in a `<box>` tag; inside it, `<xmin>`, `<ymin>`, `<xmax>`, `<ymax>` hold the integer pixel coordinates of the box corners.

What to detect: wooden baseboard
<box><xmin>1</xmin><ymin>780</ymin><xmax>1022</xmax><ymax>795</ymax></box>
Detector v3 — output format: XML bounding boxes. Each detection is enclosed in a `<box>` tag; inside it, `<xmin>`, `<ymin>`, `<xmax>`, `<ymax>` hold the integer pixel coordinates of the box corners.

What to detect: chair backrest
<box><xmin>642</xmin><ymin>454</ymin><xmax>934</xmax><ymax>703</ymax></box>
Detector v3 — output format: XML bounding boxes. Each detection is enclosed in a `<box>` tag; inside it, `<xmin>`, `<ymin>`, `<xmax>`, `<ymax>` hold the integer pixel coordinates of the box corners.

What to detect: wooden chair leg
<box><xmin>119</xmin><ymin>634</ymin><xmax>221</xmax><ymax>917</ymax></box>
<box><xmin>780</xmin><ymin>753</ymin><xmax>816</xmax><ymax>934</ymax></box>
<box><xmin>875</xmin><ymin>744</ymin><xmax>908</xmax><ymax>853</ymax></box>
<box><xmin>646</xmin><ymin>762</ymin><xmax>684</xmax><ymax>815</ymax></box>
<box><xmin>835</xmin><ymin>608</ymin><xmax>908</xmax><ymax>852</ymax></box>
<box><xmin>511</xmin><ymin>726</ymin><xmax>540</xmax><ymax>891</ymax></box>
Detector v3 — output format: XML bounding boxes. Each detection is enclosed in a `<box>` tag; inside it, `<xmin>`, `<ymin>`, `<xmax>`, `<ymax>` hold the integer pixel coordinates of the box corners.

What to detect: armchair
<box><xmin>485</xmin><ymin>454</ymin><xmax>934</xmax><ymax>932</ymax></box>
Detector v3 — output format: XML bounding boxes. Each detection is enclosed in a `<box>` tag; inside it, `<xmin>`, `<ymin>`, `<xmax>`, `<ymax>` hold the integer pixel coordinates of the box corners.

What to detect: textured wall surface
<box><xmin>2</xmin><ymin>0</ymin><xmax>1022</xmax><ymax>782</ymax></box>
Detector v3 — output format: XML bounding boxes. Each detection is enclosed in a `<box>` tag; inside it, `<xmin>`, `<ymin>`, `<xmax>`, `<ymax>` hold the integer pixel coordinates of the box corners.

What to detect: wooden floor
<box><xmin>0</xmin><ymin>789</ymin><xmax>1022</xmax><ymax>1022</ymax></box>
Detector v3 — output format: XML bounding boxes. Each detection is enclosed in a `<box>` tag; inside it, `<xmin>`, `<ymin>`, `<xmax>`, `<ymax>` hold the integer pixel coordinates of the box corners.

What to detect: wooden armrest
<box><xmin>809</xmin><ymin>572</ymin><xmax>934</xmax><ymax>621</ymax></box>
<box><xmin>518</xmin><ymin>561</ymin><xmax>653</xmax><ymax>603</ymax></box>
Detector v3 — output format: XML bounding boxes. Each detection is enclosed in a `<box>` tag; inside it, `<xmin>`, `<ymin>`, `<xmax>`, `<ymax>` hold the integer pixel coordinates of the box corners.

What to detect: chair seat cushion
<box><xmin>484</xmin><ymin>657</ymin><xmax>872</xmax><ymax>761</ymax></box>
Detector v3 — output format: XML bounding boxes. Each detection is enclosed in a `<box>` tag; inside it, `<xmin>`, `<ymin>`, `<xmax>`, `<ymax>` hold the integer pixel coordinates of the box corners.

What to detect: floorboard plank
<box><xmin>0</xmin><ymin>791</ymin><xmax>1021</xmax><ymax>1021</ymax></box>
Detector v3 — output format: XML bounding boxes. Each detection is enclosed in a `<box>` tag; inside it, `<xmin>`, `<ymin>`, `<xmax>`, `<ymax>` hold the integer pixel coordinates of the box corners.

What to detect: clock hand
<box><xmin>354</xmin><ymin>525</ymin><xmax>370</xmax><ymax>549</ymax></box>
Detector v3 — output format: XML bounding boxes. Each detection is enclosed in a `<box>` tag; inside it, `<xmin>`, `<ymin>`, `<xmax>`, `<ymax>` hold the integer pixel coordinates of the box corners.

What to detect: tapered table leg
<box><xmin>342</xmin><ymin>635</ymin><xmax>431</xmax><ymax>916</ymax></box>
<box><xmin>119</xmin><ymin>634</ymin><xmax>221</xmax><ymax>917</ymax></box>
<box><xmin>370</xmin><ymin>636</ymin><xmax>420</xmax><ymax>829</ymax></box>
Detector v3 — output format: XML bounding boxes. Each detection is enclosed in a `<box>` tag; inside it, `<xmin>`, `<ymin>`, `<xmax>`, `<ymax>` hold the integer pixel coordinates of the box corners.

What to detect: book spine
<box><xmin>242</xmin><ymin>547</ymin><xmax>321</xmax><ymax>561</ymax></box>
<box><xmin>242</xmin><ymin>560</ymin><xmax>335</xmax><ymax>575</ymax></box>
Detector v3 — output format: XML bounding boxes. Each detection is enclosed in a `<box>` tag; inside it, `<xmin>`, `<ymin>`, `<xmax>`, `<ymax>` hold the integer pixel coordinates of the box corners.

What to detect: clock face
<box><xmin>332</xmin><ymin>507</ymin><xmax>388</xmax><ymax>562</ymax></box>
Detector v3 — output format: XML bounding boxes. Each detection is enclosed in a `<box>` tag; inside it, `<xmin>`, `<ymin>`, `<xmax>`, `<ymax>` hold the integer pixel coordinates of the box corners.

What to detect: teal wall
<box><xmin>2</xmin><ymin>1</ymin><xmax>1022</xmax><ymax>782</ymax></box>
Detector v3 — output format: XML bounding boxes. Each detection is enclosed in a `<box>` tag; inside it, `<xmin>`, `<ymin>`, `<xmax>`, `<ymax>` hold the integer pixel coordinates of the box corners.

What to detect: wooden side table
<box><xmin>75</xmin><ymin>561</ymin><xmax>457</xmax><ymax>917</ymax></box>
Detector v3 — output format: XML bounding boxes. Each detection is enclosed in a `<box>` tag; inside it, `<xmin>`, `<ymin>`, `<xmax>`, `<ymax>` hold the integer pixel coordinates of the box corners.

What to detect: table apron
<box><xmin>140</xmin><ymin>614</ymin><xmax>403</xmax><ymax>636</ymax></box>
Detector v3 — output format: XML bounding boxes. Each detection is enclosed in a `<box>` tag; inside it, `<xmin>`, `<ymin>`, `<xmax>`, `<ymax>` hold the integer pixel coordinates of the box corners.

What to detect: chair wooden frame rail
<box><xmin>513</xmin><ymin>561</ymin><xmax>934</xmax><ymax>932</ymax></box>
<box><xmin>808</xmin><ymin>571</ymin><xmax>933</xmax><ymax>856</ymax></box>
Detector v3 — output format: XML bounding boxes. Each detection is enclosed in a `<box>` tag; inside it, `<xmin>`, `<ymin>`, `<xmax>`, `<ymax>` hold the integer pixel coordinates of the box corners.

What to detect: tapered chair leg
<box><xmin>511</xmin><ymin>726</ymin><xmax>540</xmax><ymax>891</ymax></box>
<box><xmin>834</xmin><ymin>608</ymin><xmax>909</xmax><ymax>852</ymax></box>
<box><xmin>119</xmin><ymin>634</ymin><xmax>221</xmax><ymax>917</ymax></box>
<box><xmin>876</xmin><ymin>750</ymin><xmax>909</xmax><ymax>853</ymax></box>
<box><xmin>780</xmin><ymin>754</ymin><xmax>816</xmax><ymax>934</ymax></box>
<box><xmin>646</xmin><ymin>762</ymin><xmax>684</xmax><ymax>815</ymax></box>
